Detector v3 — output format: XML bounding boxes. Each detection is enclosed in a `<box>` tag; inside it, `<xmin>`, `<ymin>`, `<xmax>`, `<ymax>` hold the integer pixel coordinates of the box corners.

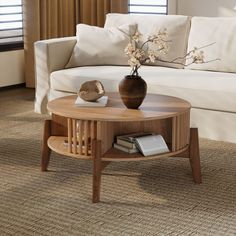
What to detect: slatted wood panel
<box><xmin>51</xmin><ymin>114</ymin><xmax>189</xmax><ymax>159</ymax></box>
<box><xmin>172</xmin><ymin>111</ymin><xmax>190</xmax><ymax>151</ymax></box>
<box><xmin>65</xmin><ymin>118</ymin><xmax>176</xmax><ymax>158</ymax></box>
<box><xmin>67</xmin><ymin>118</ymin><xmax>97</xmax><ymax>156</ymax></box>
<box><xmin>48</xmin><ymin>113</ymin><xmax>190</xmax><ymax>161</ymax></box>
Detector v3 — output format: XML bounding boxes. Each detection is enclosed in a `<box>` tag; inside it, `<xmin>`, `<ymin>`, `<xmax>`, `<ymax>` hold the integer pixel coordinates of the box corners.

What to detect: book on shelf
<box><xmin>75</xmin><ymin>96</ymin><xmax>108</xmax><ymax>107</ymax></box>
<box><xmin>116</xmin><ymin>132</ymin><xmax>153</xmax><ymax>149</ymax></box>
<box><xmin>114</xmin><ymin>132</ymin><xmax>169</xmax><ymax>156</ymax></box>
<box><xmin>116</xmin><ymin>139</ymin><xmax>136</xmax><ymax>149</ymax></box>
<box><xmin>134</xmin><ymin>134</ymin><xmax>169</xmax><ymax>156</ymax></box>
<box><xmin>113</xmin><ymin>143</ymin><xmax>139</xmax><ymax>154</ymax></box>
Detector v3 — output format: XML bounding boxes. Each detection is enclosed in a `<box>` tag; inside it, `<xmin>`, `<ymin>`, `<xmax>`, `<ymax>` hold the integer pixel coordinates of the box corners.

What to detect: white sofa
<box><xmin>34</xmin><ymin>14</ymin><xmax>236</xmax><ymax>143</ymax></box>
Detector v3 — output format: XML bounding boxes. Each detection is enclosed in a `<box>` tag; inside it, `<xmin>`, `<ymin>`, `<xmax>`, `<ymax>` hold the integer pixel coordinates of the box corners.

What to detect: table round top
<box><xmin>47</xmin><ymin>93</ymin><xmax>191</xmax><ymax>122</ymax></box>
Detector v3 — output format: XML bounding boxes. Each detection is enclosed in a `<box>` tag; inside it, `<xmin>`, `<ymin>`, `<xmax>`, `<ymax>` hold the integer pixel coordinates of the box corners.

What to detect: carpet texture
<box><xmin>0</xmin><ymin>88</ymin><xmax>236</xmax><ymax>236</ymax></box>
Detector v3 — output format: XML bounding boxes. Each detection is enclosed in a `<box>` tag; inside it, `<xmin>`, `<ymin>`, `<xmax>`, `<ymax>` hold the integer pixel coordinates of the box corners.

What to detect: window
<box><xmin>0</xmin><ymin>0</ymin><xmax>23</xmax><ymax>51</ymax></box>
<box><xmin>129</xmin><ymin>0</ymin><xmax>168</xmax><ymax>15</ymax></box>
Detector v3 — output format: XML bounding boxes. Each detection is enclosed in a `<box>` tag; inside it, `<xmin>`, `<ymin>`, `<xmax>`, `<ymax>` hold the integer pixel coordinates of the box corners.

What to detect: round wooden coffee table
<box><xmin>41</xmin><ymin>93</ymin><xmax>201</xmax><ymax>203</ymax></box>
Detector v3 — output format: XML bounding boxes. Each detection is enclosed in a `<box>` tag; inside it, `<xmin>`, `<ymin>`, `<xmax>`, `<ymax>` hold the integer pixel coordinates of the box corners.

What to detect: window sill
<box><xmin>0</xmin><ymin>42</ymin><xmax>24</xmax><ymax>52</ymax></box>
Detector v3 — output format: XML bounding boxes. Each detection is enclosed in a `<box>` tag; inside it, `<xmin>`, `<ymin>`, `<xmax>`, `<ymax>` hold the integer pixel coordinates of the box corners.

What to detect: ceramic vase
<box><xmin>119</xmin><ymin>75</ymin><xmax>147</xmax><ymax>109</ymax></box>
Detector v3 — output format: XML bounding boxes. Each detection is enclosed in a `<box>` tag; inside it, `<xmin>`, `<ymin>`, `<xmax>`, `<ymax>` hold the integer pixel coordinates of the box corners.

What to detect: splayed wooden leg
<box><xmin>189</xmin><ymin>128</ymin><xmax>202</xmax><ymax>184</ymax></box>
<box><xmin>41</xmin><ymin>119</ymin><xmax>51</xmax><ymax>171</ymax></box>
<box><xmin>92</xmin><ymin>140</ymin><xmax>102</xmax><ymax>203</ymax></box>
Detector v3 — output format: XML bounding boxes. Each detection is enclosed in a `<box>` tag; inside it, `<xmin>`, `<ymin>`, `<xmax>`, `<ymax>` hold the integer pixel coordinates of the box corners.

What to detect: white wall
<box><xmin>177</xmin><ymin>0</ymin><xmax>236</xmax><ymax>17</ymax></box>
<box><xmin>0</xmin><ymin>50</ymin><xmax>25</xmax><ymax>87</ymax></box>
<box><xmin>168</xmin><ymin>0</ymin><xmax>177</xmax><ymax>15</ymax></box>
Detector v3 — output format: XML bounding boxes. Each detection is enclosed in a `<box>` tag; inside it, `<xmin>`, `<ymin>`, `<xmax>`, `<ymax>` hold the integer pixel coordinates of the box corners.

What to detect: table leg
<box><xmin>92</xmin><ymin>140</ymin><xmax>102</xmax><ymax>203</ymax></box>
<box><xmin>41</xmin><ymin>119</ymin><xmax>51</xmax><ymax>171</ymax></box>
<box><xmin>189</xmin><ymin>128</ymin><xmax>202</xmax><ymax>184</ymax></box>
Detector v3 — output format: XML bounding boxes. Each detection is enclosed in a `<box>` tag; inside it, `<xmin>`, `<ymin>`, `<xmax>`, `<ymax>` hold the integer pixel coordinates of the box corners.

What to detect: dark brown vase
<box><xmin>119</xmin><ymin>75</ymin><xmax>147</xmax><ymax>109</ymax></box>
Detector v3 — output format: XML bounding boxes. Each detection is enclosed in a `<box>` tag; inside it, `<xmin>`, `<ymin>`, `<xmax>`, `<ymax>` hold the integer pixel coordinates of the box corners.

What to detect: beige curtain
<box><xmin>23</xmin><ymin>0</ymin><xmax>128</xmax><ymax>88</ymax></box>
<box><xmin>79</xmin><ymin>0</ymin><xmax>128</xmax><ymax>26</ymax></box>
<box><xmin>23</xmin><ymin>0</ymin><xmax>80</xmax><ymax>87</ymax></box>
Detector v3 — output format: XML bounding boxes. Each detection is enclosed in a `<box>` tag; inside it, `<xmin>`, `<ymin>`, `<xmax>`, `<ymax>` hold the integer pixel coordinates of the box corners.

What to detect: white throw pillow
<box><xmin>65</xmin><ymin>23</ymin><xmax>136</xmax><ymax>68</ymax></box>
<box><xmin>105</xmin><ymin>13</ymin><xmax>191</xmax><ymax>69</ymax></box>
<box><xmin>186</xmin><ymin>17</ymin><xmax>236</xmax><ymax>73</ymax></box>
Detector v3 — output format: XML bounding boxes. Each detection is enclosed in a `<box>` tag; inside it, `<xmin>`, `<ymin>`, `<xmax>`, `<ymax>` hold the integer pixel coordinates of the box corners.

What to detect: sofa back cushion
<box><xmin>186</xmin><ymin>17</ymin><xmax>236</xmax><ymax>73</ymax></box>
<box><xmin>104</xmin><ymin>13</ymin><xmax>191</xmax><ymax>69</ymax></box>
<box><xmin>65</xmin><ymin>23</ymin><xmax>136</xmax><ymax>68</ymax></box>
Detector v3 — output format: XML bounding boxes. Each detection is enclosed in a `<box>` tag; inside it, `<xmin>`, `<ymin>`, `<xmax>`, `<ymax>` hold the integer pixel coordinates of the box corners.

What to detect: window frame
<box><xmin>128</xmin><ymin>0</ymin><xmax>168</xmax><ymax>15</ymax></box>
<box><xmin>0</xmin><ymin>0</ymin><xmax>24</xmax><ymax>52</ymax></box>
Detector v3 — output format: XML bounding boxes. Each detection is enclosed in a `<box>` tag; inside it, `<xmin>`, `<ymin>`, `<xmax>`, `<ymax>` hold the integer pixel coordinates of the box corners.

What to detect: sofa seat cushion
<box><xmin>50</xmin><ymin>66</ymin><xmax>236</xmax><ymax>113</ymax></box>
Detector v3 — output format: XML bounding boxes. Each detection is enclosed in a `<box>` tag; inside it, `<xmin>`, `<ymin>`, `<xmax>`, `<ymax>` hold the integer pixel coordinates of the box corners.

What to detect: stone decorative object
<box><xmin>78</xmin><ymin>80</ymin><xmax>105</xmax><ymax>102</ymax></box>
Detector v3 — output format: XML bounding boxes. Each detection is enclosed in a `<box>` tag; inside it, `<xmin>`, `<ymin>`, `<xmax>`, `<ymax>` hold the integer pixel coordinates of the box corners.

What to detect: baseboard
<box><xmin>0</xmin><ymin>83</ymin><xmax>26</xmax><ymax>91</ymax></box>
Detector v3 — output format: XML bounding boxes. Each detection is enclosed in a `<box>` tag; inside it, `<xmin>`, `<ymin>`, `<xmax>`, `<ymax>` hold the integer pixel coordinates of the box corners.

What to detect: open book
<box><xmin>134</xmin><ymin>134</ymin><xmax>169</xmax><ymax>156</ymax></box>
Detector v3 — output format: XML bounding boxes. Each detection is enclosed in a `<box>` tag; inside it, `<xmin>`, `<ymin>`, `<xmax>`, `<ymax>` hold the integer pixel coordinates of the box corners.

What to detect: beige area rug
<box><xmin>0</xmin><ymin>88</ymin><xmax>236</xmax><ymax>236</ymax></box>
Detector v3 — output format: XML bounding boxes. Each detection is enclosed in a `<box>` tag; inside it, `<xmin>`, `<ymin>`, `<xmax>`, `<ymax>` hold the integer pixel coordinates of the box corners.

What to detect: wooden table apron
<box><xmin>41</xmin><ymin>93</ymin><xmax>202</xmax><ymax>203</ymax></box>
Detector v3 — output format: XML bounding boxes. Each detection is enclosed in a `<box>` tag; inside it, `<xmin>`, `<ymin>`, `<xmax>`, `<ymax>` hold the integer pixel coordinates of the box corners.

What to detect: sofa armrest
<box><xmin>34</xmin><ymin>36</ymin><xmax>76</xmax><ymax>114</ymax></box>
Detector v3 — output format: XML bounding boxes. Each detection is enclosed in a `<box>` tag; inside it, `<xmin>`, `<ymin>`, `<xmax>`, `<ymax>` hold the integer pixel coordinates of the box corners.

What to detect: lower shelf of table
<box><xmin>48</xmin><ymin>136</ymin><xmax>189</xmax><ymax>162</ymax></box>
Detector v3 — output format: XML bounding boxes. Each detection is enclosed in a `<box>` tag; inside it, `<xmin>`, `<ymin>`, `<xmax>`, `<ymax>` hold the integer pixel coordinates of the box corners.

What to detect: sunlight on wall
<box><xmin>177</xmin><ymin>0</ymin><xmax>236</xmax><ymax>17</ymax></box>
<box><xmin>0</xmin><ymin>50</ymin><xmax>25</xmax><ymax>87</ymax></box>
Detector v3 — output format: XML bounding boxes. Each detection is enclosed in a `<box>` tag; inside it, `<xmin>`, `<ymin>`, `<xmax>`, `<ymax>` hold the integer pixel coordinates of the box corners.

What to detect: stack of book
<box><xmin>113</xmin><ymin>132</ymin><xmax>170</xmax><ymax>156</ymax></box>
